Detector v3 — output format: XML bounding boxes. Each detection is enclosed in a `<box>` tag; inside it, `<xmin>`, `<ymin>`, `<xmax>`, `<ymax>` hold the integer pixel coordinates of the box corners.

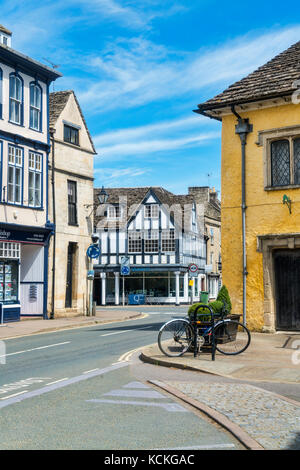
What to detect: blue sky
<box><xmin>2</xmin><ymin>0</ymin><xmax>300</xmax><ymax>195</ymax></box>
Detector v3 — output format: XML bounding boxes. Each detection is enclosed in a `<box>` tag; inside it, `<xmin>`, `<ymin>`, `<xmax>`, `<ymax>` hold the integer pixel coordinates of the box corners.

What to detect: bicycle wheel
<box><xmin>158</xmin><ymin>319</ymin><xmax>193</xmax><ymax>357</ymax></box>
<box><xmin>214</xmin><ymin>320</ymin><xmax>251</xmax><ymax>355</ymax></box>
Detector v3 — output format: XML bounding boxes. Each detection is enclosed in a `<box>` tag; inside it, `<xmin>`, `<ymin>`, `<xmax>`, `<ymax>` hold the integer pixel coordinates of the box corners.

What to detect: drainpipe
<box><xmin>49</xmin><ymin>128</ymin><xmax>56</xmax><ymax>320</ymax></box>
<box><xmin>231</xmin><ymin>106</ymin><xmax>253</xmax><ymax>326</ymax></box>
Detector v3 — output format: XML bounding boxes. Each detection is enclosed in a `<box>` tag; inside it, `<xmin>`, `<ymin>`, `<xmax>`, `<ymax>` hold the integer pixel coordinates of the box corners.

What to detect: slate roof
<box><xmin>196</xmin><ymin>40</ymin><xmax>300</xmax><ymax>112</ymax></box>
<box><xmin>0</xmin><ymin>24</ymin><xmax>12</xmax><ymax>35</ymax></box>
<box><xmin>49</xmin><ymin>90</ymin><xmax>96</xmax><ymax>154</ymax></box>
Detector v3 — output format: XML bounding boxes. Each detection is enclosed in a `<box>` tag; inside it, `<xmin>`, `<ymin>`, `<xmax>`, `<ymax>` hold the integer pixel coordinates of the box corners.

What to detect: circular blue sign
<box><xmin>121</xmin><ymin>266</ymin><xmax>130</xmax><ymax>275</ymax></box>
<box><xmin>87</xmin><ymin>245</ymin><xmax>100</xmax><ymax>259</ymax></box>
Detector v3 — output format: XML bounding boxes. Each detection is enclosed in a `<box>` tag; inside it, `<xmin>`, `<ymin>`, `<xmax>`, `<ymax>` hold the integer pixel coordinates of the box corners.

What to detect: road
<box><xmin>0</xmin><ymin>309</ymin><xmax>247</xmax><ymax>450</ymax></box>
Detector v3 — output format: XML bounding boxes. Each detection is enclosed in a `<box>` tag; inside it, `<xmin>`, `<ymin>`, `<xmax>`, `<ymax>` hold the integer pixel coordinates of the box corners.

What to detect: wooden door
<box><xmin>274</xmin><ymin>250</ymin><xmax>300</xmax><ymax>330</ymax></box>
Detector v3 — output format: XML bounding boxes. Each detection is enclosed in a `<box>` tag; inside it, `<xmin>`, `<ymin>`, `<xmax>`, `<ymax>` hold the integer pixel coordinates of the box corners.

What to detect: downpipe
<box><xmin>231</xmin><ymin>106</ymin><xmax>253</xmax><ymax>326</ymax></box>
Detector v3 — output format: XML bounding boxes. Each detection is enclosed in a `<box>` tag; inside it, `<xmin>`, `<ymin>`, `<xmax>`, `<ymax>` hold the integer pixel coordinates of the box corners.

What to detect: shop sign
<box><xmin>0</xmin><ymin>228</ymin><xmax>48</xmax><ymax>244</ymax></box>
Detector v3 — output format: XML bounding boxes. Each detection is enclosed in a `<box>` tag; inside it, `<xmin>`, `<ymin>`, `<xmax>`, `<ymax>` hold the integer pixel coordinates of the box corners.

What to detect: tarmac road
<box><xmin>0</xmin><ymin>311</ymin><xmax>244</xmax><ymax>450</ymax></box>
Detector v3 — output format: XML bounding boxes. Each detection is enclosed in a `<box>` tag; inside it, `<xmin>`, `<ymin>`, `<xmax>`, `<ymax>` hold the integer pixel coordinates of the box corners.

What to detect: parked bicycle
<box><xmin>158</xmin><ymin>303</ymin><xmax>251</xmax><ymax>358</ymax></box>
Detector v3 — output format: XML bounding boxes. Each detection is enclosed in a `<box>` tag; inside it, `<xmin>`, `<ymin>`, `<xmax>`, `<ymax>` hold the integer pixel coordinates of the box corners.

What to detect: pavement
<box><xmin>0</xmin><ymin>308</ymin><xmax>299</xmax><ymax>450</ymax></box>
<box><xmin>0</xmin><ymin>308</ymin><xmax>144</xmax><ymax>340</ymax></box>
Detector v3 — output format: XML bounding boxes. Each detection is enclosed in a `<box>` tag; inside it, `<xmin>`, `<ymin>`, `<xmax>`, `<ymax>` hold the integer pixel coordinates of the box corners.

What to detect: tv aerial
<box><xmin>42</xmin><ymin>58</ymin><xmax>61</xmax><ymax>91</ymax></box>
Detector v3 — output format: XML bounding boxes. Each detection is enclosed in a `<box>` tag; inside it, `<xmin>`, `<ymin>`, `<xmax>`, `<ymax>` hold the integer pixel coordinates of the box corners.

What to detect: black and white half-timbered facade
<box><xmin>93</xmin><ymin>186</ymin><xmax>209</xmax><ymax>305</ymax></box>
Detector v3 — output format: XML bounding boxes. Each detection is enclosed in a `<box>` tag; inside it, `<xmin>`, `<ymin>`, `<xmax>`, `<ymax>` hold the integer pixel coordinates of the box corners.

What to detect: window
<box><xmin>107</xmin><ymin>205</ymin><xmax>121</xmax><ymax>219</ymax></box>
<box><xmin>64</xmin><ymin>124</ymin><xmax>79</xmax><ymax>146</ymax></box>
<box><xmin>29</xmin><ymin>83</ymin><xmax>42</xmax><ymax>131</ymax></box>
<box><xmin>270</xmin><ymin>138</ymin><xmax>300</xmax><ymax>187</ymax></box>
<box><xmin>161</xmin><ymin>230</ymin><xmax>175</xmax><ymax>252</ymax></box>
<box><xmin>28</xmin><ymin>152</ymin><xmax>42</xmax><ymax>207</ymax></box>
<box><xmin>7</xmin><ymin>145</ymin><xmax>23</xmax><ymax>204</ymax></box>
<box><xmin>67</xmin><ymin>181</ymin><xmax>77</xmax><ymax>225</ymax></box>
<box><xmin>144</xmin><ymin>204</ymin><xmax>159</xmax><ymax>219</ymax></box>
<box><xmin>128</xmin><ymin>232</ymin><xmax>142</xmax><ymax>253</ymax></box>
<box><xmin>144</xmin><ymin>230</ymin><xmax>159</xmax><ymax>253</ymax></box>
<box><xmin>9</xmin><ymin>74</ymin><xmax>23</xmax><ymax>125</ymax></box>
<box><xmin>0</xmin><ymin>242</ymin><xmax>20</xmax><ymax>259</ymax></box>
<box><xmin>0</xmin><ymin>68</ymin><xmax>2</xmax><ymax>119</ymax></box>
<box><xmin>210</xmin><ymin>228</ymin><xmax>214</xmax><ymax>245</ymax></box>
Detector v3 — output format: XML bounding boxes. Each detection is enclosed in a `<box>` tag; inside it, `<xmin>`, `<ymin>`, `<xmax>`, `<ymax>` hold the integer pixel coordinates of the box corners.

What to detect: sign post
<box><xmin>188</xmin><ymin>264</ymin><xmax>199</xmax><ymax>305</ymax></box>
<box><xmin>120</xmin><ymin>256</ymin><xmax>130</xmax><ymax>306</ymax></box>
<box><xmin>86</xmin><ymin>244</ymin><xmax>101</xmax><ymax>316</ymax></box>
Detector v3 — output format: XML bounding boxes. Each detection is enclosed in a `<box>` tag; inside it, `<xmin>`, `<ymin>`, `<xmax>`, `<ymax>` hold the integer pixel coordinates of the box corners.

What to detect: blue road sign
<box><xmin>86</xmin><ymin>245</ymin><xmax>100</xmax><ymax>259</ymax></box>
<box><xmin>121</xmin><ymin>265</ymin><xmax>130</xmax><ymax>276</ymax></box>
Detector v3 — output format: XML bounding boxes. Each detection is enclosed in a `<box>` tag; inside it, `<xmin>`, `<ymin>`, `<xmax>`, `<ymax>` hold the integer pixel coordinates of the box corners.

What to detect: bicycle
<box><xmin>157</xmin><ymin>303</ymin><xmax>251</xmax><ymax>358</ymax></box>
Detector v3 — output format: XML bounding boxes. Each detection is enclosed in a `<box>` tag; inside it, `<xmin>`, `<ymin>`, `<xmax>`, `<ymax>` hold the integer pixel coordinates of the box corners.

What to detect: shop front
<box><xmin>0</xmin><ymin>224</ymin><xmax>53</xmax><ymax>322</ymax></box>
<box><xmin>93</xmin><ymin>266</ymin><xmax>205</xmax><ymax>306</ymax></box>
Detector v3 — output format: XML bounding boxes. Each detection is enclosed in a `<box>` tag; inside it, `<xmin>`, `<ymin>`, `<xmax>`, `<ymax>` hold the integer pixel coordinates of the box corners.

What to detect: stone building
<box><xmin>195</xmin><ymin>40</ymin><xmax>300</xmax><ymax>331</ymax></box>
<box><xmin>47</xmin><ymin>90</ymin><xmax>96</xmax><ymax>317</ymax></box>
<box><xmin>188</xmin><ymin>187</ymin><xmax>221</xmax><ymax>299</ymax></box>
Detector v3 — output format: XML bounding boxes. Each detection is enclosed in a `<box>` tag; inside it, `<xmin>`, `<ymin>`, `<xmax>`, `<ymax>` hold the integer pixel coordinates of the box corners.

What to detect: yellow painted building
<box><xmin>195</xmin><ymin>40</ymin><xmax>300</xmax><ymax>332</ymax></box>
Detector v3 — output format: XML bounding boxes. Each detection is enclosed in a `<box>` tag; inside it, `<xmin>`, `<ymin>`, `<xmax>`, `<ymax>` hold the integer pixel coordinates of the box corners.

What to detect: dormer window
<box><xmin>64</xmin><ymin>124</ymin><xmax>79</xmax><ymax>146</ymax></box>
<box><xmin>144</xmin><ymin>204</ymin><xmax>159</xmax><ymax>219</ymax></box>
<box><xmin>107</xmin><ymin>205</ymin><xmax>122</xmax><ymax>219</ymax></box>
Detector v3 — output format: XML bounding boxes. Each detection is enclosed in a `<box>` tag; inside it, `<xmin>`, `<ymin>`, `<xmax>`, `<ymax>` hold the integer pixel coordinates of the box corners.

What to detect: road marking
<box><xmin>46</xmin><ymin>378</ymin><xmax>69</xmax><ymax>385</ymax></box>
<box><xmin>100</xmin><ymin>325</ymin><xmax>153</xmax><ymax>337</ymax></box>
<box><xmin>103</xmin><ymin>389</ymin><xmax>168</xmax><ymax>399</ymax></box>
<box><xmin>0</xmin><ymin>341</ymin><xmax>71</xmax><ymax>358</ymax></box>
<box><xmin>153</xmin><ymin>444</ymin><xmax>236</xmax><ymax>450</ymax></box>
<box><xmin>0</xmin><ymin>390</ymin><xmax>29</xmax><ymax>400</ymax></box>
<box><xmin>83</xmin><ymin>369</ymin><xmax>99</xmax><ymax>374</ymax></box>
<box><xmin>86</xmin><ymin>399</ymin><xmax>188</xmax><ymax>412</ymax></box>
<box><xmin>0</xmin><ymin>377</ymin><xmax>51</xmax><ymax>395</ymax></box>
<box><xmin>0</xmin><ymin>362</ymin><xmax>128</xmax><ymax>409</ymax></box>
<box><xmin>101</xmin><ymin>330</ymin><xmax>131</xmax><ymax>337</ymax></box>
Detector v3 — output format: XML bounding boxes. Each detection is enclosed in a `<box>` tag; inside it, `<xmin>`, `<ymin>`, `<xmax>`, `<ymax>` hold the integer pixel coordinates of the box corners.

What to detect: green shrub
<box><xmin>188</xmin><ymin>300</ymin><xmax>224</xmax><ymax>321</ymax></box>
<box><xmin>216</xmin><ymin>285</ymin><xmax>232</xmax><ymax>314</ymax></box>
<box><xmin>188</xmin><ymin>285</ymin><xmax>232</xmax><ymax>321</ymax></box>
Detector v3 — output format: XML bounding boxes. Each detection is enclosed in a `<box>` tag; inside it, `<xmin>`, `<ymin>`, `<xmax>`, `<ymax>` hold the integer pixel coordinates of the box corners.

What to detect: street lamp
<box><xmin>97</xmin><ymin>186</ymin><xmax>109</xmax><ymax>204</ymax></box>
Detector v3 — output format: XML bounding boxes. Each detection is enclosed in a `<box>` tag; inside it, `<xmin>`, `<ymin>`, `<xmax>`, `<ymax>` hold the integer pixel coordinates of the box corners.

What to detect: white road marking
<box><xmin>103</xmin><ymin>389</ymin><xmax>168</xmax><ymax>399</ymax></box>
<box><xmin>83</xmin><ymin>369</ymin><xmax>99</xmax><ymax>374</ymax></box>
<box><xmin>153</xmin><ymin>444</ymin><xmax>236</xmax><ymax>450</ymax></box>
<box><xmin>0</xmin><ymin>390</ymin><xmax>29</xmax><ymax>400</ymax></box>
<box><xmin>0</xmin><ymin>362</ymin><xmax>128</xmax><ymax>409</ymax></box>
<box><xmin>46</xmin><ymin>378</ymin><xmax>69</xmax><ymax>385</ymax></box>
<box><xmin>86</xmin><ymin>398</ymin><xmax>188</xmax><ymax>412</ymax></box>
<box><xmin>0</xmin><ymin>341</ymin><xmax>71</xmax><ymax>358</ymax></box>
<box><xmin>101</xmin><ymin>330</ymin><xmax>131</xmax><ymax>337</ymax></box>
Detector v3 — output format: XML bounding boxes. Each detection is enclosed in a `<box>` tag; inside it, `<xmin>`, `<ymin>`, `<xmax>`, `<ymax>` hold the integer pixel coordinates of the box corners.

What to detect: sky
<box><xmin>2</xmin><ymin>0</ymin><xmax>300</xmax><ymax>195</ymax></box>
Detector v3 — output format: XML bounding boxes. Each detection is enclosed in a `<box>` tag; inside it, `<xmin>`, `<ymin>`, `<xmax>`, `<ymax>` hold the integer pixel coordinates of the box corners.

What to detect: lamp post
<box><xmin>84</xmin><ymin>187</ymin><xmax>109</xmax><ymax>315</ymax></box>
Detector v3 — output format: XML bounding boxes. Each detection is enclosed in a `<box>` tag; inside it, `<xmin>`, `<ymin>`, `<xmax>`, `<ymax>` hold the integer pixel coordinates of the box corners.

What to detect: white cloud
<box><xmin>96</xmin><ymin>131</ymin><xmax>220</xmax><ymax>160</ymax></box>
<box><xmin>94</xmin><ymin>166</ymin><xmax>151</xmax><ymax>186</ymax></box>
<box><xmin>76</xmin><ymin>25</ymin><xmax>300</xmax><ymax>113</ymax></box>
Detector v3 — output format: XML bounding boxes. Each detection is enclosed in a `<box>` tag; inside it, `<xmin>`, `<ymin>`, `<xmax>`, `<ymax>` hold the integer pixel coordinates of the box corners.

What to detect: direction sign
<box><xmin>120</xmin><ymin>255</ymin><xmax>130</xmax><ymax>275</ymax></box>
<box><xmin>86</xmin><ymin>245</ymin><xmax>100</xmax><ymax>259</ymax></box>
